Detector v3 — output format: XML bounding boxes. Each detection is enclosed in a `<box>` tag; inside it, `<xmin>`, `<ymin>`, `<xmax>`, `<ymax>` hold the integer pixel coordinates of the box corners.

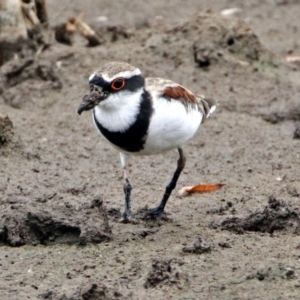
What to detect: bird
<box><xmin>77</xmin><ymin>62</ymin><xmax>217</xmax><ymax>221</ymax></box>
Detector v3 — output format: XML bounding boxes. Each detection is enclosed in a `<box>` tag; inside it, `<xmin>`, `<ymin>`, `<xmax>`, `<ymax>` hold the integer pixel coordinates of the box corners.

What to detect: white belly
<box><xmin>135</xmin><ymin>97</ymin><xmax>202</xmax><ymax>155</ymax></box>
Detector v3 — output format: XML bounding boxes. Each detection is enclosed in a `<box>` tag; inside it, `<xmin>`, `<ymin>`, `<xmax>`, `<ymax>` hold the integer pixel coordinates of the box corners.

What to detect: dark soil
<box><xmin>1</xmin><ymin>1</ymin><xmax>300</xmax><ymax>299</ymax></box>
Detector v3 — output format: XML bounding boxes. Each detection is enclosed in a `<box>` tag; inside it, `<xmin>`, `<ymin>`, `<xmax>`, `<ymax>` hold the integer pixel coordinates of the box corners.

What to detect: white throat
<box><xmin>93</xmin><ymin>88</ymin><xmax>144</xmax><ymax>132</ymax></box>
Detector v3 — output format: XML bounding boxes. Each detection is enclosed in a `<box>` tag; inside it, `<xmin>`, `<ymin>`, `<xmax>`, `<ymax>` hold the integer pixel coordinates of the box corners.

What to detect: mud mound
<box><xmin>144</xmin><ymin>11</ymin><xmax>274</xmax><ymax>68</ymax></box>
<box><xmin>144</xmin><ymin>258</ymin><xmax>188</xmax><ymax>289</ymax></box>
<box><xmin>0</xmin><ymin>57</ymin><xmax>62</xmax><ymax>108</ymax></box>
<box><xmin>232</xmin><ymin>264</ymin><xmax>296</xmax><ymax>285</ymax></box>
<box><xmin>0</xmin><ymin>199</ymin><xmax>112</xmax><ymax>246</ymax></box>
<box><xmin>0</xmin><ymin>115</ymin><xmax>23</xmax><ymax>155</ymax></box>
<box><xmin>0</xmin><ymin>38</ymin><xmax>39</xmax><ymax>67</ymax></box>
<box><xmin>294</xmin><ymin>123</ymin><xmax>300</xmax><ymax>139</ymax></box>
<box><xmin>93</xmin><ymin>22</ymin><xmax>134</xmax><ymax>43</ymax></box>
<box><xmin>218</xmin><ymin>197</ymin><xmax>300</xmax><ymax>234</ymax></box>
<box><xmin>40</xmin><ymin>280</ymin><xmax>124</xmax><ymax>300</ymax></box>
<box><xmin>263</xmin><ymin>103</ymin><xmax>300</xmax><ymax>124</ymax></box>
<box><xmin>182</xmin><ymin>237</ymin><xmax>211</xmax><ymax>254</ymax></box>
<box><xmin>0</xmin><ymin>116</ymin><xmax>15</xmax><ymax>146</ymax></box>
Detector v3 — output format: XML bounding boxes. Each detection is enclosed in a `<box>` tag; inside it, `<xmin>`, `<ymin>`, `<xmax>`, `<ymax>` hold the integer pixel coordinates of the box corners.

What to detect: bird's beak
<box><xmin>77</xmin><ymin>90</ymin><xmax>106</xmax><ymax>115</ymax></box>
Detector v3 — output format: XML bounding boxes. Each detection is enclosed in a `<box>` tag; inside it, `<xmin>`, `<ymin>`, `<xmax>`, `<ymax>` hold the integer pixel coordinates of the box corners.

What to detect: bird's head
<box><xmin>77</xmin><ymin>62</ymin><xmax>144</xmax><ymax>115</ymax></box>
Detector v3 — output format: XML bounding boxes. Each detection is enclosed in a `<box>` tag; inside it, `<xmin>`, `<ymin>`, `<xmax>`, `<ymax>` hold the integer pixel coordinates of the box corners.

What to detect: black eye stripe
<box><xmin>89</xmin><ymin>76</ymin><xmax>106</xmax><ymax>87</ymax></box>
<box><xmin>89</xmin><ymin>74</ymin><xmax>145</xmax><ymax>93</ymax></box>
<box><xmin>123</xmin><ymin>75</ymin><xmax>145</xmax><ymax>91</ymax></box>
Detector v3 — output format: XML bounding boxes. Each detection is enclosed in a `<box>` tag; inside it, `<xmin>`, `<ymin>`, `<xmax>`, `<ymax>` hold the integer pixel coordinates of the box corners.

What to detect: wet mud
<box><xmin>1</xmin><ymin>1</ymin><xmax>300</xmax><ymax>299</ymax></box>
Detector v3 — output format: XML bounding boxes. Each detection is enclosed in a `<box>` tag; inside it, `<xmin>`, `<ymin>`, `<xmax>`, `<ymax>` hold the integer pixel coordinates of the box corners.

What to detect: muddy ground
<box><xmin>1</xmin><ymin>0</ymin><xmax>300</xmax><ymax>299</ymax></box>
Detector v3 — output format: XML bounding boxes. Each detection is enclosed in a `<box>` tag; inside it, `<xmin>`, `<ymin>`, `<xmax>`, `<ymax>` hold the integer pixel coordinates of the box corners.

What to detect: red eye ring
<box><xmin>111</xmin><ymin>78</ymin><xmax>125</xmax><ymax>91</ymax></box>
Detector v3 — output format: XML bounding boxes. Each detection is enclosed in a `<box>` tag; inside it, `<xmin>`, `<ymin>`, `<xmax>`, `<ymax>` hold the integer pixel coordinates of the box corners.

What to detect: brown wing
<box><xmin>162</xmin><ymin>85</ymin><xmax>217</xmax><ymax>122</ymax></box>
<box><xmin>162</xmin><ymin>86</ymin><xmax>197</xmax><ymax>104</ymax></box>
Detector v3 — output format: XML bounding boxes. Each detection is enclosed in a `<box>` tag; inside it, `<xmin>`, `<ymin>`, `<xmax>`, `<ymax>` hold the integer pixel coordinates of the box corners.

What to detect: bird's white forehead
<box><xmin>89</xmin><ymin>73</ymin><xmax>96</xmax><ymax>81</ymax></box>
<box><xmin>89</xmin><ymin>68</ymin><xmax>141</xmax><ymax>82</ymax></box>
<box><xmin>102</xmin><ymin>68</ymin><xmax>141</xmax><ymax>81</ymax></box>
<box><xmin>89</xmin><ymin>62</ymin><xmax>141</xmax><ymax>83</ymax></box>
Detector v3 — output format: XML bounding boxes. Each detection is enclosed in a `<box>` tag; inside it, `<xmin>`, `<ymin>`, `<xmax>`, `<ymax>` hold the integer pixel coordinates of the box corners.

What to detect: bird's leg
<box><xmin>119</xmin><ymin>152</ymin><xmax>135</xmax><ymax>221</ymax></box>
<box><xmin>147</xmin><ymin>148</ymin><xmax>186</xmax><ymax>217</ymax></box>
<box><xmin>123</xmin><ymin>168</ymin><xmax>133</xmax><ymax>219</ymax></box>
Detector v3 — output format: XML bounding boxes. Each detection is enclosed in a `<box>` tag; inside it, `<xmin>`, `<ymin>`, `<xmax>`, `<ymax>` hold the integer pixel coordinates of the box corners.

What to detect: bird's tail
<box><xmin>197</xmin><ymin>96</ymin><xmax>218</xmax><ymax>122</ymax></box>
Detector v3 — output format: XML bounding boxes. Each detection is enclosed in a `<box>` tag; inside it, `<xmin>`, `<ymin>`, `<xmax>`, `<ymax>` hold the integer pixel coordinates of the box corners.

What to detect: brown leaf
<box><xmin>285</xmin><ymin>56</ymin><xmax>300</xmax><ymax>63</ymax></box>
<box><xmin>178</xmin><ymin>183</ymin><xmax>224</xmax><ymax>197</ymax></box>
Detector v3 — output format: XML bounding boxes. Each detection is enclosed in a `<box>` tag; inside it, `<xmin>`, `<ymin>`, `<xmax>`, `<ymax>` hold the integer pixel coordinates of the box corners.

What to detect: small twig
<box><xmin>21</xmin><ymin>1</ymin><xmax>40</xmax><ymax>28</ymax></box>
<box><xmin>35</xmin><ymin>0</ymin><xmax>48</xmax><ymax>25</ymax></box>
<box><xmin>35</xmin><ymin>44</ymin><xmax>46</xmax><ymax>57</ymax></box>
<box><xmin>69</xmin><ymin>14</ymin><xmax>103</xmax><ymax>46</ymax></box>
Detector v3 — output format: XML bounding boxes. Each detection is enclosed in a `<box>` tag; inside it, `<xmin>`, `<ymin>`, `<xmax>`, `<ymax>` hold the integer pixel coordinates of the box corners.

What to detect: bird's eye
<box><xmin>111</xmin><ymin>78</ymin><xmax>125</xmax><ymax>91</ymax></box>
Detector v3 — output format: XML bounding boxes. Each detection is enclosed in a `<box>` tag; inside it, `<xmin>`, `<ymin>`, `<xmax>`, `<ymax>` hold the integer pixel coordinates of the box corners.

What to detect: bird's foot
<box><xmin>120</xmin><ymin>209</ymin><xmax>138</xmax><ymax>224</ymax></box>
<box><xmin>145</xmin><ymin>206</ymin><xmax>165</xmax><ymax>218</ymax></box>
